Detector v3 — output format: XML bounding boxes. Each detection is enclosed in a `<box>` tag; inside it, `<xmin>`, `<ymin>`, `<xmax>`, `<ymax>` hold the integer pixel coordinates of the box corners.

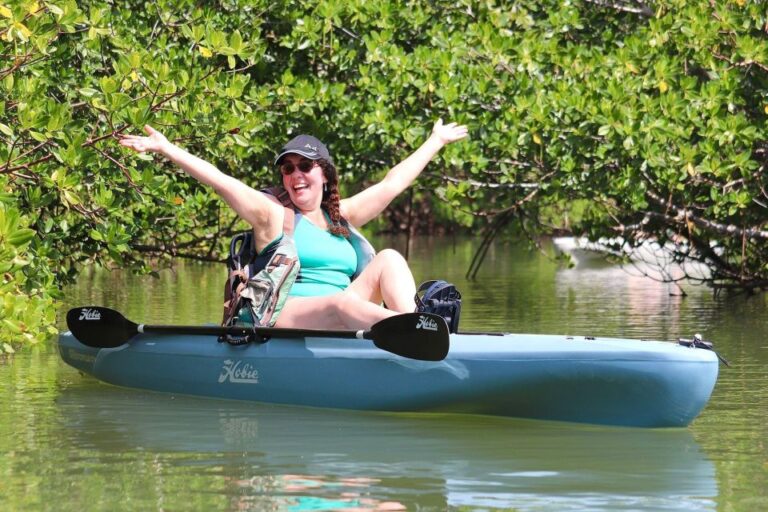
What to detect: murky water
<box><xmin>2</xmin><ymin>236</ymin><xmax>766</xmax><ymax>511</ymax></box>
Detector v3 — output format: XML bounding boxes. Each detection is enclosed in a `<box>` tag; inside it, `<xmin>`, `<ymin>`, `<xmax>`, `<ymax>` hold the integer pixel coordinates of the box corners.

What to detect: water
<box><xmin>2</xmin><ymin>236</ymin><xmax>767</xmax><ymax>511</ymax></box>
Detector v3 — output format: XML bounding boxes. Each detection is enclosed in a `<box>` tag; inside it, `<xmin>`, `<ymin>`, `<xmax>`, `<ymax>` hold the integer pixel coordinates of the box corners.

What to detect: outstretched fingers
<box><xmin>118</xmin><ymin>135</ymin><xmax>148</xmax><ymax>153</ymax></box>
<box><xmin>433</xmin><ymin>118</ymin><xmax>469</xmax><ymax>144</ymax></box>
<box><xmin>118</xmin><ymin>124</ymin><xmax>168</xmax><ymax>153</ymax></box>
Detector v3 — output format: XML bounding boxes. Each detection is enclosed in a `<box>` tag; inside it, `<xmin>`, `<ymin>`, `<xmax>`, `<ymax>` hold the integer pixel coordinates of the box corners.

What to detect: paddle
<box><xmin>66</xmin><ymin>306</ymin><xmax>449</xmax><ymax>361</ymax></box>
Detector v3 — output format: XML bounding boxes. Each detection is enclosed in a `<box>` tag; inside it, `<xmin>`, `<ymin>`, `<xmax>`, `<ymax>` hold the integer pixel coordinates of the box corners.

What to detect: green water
<box><xmin>2</xmin><ymin>236</ymin><xmax>767</xmax><ymax>511</ymax></box>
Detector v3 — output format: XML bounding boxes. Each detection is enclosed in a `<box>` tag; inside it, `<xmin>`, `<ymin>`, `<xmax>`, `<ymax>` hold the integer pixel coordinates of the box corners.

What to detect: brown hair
<box><xmin>317</xmin><ymin>158</ymin><xmax>350</xmax><ymax>238</ymax></box>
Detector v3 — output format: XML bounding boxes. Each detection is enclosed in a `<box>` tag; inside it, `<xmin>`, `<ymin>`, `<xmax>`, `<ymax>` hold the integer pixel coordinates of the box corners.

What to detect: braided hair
<box><xmin>317</xmin><ymin>158</ymin><xmax>350</xmax><ymax>238</ymax></box>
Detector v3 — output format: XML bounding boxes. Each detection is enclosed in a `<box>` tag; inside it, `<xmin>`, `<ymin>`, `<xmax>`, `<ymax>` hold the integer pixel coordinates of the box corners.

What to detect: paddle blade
<box><xmin>369</xmin><ymin>312</ymin><xmax>449</xmax><ymax>361</ymax></box>
<box><xmin>66</xmin><ymin>306</ymin><xmax>138</xmax><ymax>348</ymax></box>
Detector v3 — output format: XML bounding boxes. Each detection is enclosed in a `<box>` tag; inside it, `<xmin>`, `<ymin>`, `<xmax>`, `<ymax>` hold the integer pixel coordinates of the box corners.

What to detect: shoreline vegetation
<box><xmin>3</xmin><ymin>1</ymin><xmax>768</xmax><ymax>350</ymax></box>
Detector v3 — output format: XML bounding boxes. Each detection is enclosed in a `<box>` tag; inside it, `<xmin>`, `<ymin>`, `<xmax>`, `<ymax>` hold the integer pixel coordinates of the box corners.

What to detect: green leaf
<box><xmin>100</xmin><ymin>76</ymin><xmax>118</xmax><ymax>94</ymax></box>
<box><xmin>2</xmin><ymin>319</ymin><xmax>22</xmax><ymax>335</ymax></box>
<box><xmin>78</xmin><ymin>88</ymin><xmax>99</xmax><ymax>97</ymax></box>
<box><xmin>30</xmin><ymin>131</ymin><xmax>48</xmax><ymax>142</ymax></box>
<box><xmin>232</xmin><ymin>134</ymin><xmax>249</xmax><ymax>147</ymax></box>
<box><xmin>47</xmin><ymin>4</ymin><xmax>64</xmax><ymax>17</ymax></box>
<box><xmin>7</xmin><ymin>228</ymin><xmax>35</xmax><ymax>247</ymax></box>
<box><xmin>230</xmin><ymin>30</ymin><xmax>243</xmax><ymax>52</ymax></box>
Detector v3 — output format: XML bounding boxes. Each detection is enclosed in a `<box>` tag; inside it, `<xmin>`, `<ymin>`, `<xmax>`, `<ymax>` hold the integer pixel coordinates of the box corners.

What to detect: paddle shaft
<box><xmin>139</xmin><ymin>324</ymin><xmax>369</xmax><ymax>340</ymax></box>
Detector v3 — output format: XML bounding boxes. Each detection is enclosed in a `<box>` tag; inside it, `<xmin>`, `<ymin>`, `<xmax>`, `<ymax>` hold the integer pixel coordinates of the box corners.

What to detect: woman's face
<box><xmin>280</xmin><ymin>154</ymin><xmax>327</xmax><ymax>210</ymax></box>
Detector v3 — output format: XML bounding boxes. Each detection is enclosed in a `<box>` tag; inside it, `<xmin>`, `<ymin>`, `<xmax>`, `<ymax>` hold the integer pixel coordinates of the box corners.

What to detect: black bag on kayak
<box><xmin>415</xmin><ymin>280</ymin><xmax>462</xmax><ymax>334</ymax></box>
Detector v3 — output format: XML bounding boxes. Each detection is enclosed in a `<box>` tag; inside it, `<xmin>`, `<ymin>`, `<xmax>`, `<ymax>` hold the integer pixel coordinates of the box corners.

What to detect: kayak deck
<box><xmin>58</xmin><ymin>330</ymin><xmax>719</xmax><ymax>428</ymax></box>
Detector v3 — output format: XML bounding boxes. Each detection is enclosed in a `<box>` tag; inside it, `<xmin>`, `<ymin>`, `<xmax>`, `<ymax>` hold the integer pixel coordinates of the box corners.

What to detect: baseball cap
<box><xmin>274</xmin><ymin>135</ymin><xmax>333</xmax><ymax>165</ymax></box>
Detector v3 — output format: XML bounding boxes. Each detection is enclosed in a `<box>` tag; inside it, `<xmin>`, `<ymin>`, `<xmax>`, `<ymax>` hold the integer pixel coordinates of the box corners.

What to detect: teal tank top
<box><xmin>289</xmin><ymin>216</ymin><xmax>357</xmax><ymax>297</ymax></box>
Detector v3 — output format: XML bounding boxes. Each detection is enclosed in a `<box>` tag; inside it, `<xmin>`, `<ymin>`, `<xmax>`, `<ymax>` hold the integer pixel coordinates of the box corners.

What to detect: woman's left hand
<box><xmin>431</xmin><ymin>119</ymin><xmax>469</xmax><ymax>145</ymax></box>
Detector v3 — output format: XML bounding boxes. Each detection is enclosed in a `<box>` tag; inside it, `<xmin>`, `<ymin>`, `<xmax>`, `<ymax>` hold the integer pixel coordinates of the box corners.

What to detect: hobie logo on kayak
<box><xmin>78</xmin><ymin>308</ymin><xmax>101</xmax><ymax>321</ymax></box>
<box><xmin>219</xmin><ymin>359</ymin><xmax>259</xmax><ymax>384</ymax></box>
<box><xmin>416</xmin><ymin>315</ymin><xmax>439</xmax><ymax>332</ymax></box>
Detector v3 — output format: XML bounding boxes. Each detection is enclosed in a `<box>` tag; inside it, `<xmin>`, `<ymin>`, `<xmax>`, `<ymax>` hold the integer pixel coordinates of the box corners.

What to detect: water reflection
<box><xmin>56</xmin><ymin>382</ymin><xmax>717</xmax><ymax>511</ymax></box>
<box><xmin>554</xmin><ymin>264</ymin><xmax>689</xmax><ymax>339</ymax></box>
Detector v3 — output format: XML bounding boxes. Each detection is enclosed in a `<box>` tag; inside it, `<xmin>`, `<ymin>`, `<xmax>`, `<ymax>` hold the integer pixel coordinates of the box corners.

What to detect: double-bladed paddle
<box><xmin>66</xmin><ymin>306</ymin><xmax>449</xmax><ymax>361</ymax></box>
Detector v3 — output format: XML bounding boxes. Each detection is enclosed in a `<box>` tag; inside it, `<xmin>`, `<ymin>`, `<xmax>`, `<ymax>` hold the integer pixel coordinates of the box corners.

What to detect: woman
<box><xmin>119</xmin><ymin>119</ymin><xmax>468</xmax><ymax>330</ymax></box>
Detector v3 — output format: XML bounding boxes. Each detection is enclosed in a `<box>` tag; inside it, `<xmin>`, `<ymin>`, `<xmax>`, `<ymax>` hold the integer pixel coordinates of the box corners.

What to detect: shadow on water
<box><xmin>55</xmin><ymin>380</ymin><xmax>717</xmax><ymax>511</ymax></box>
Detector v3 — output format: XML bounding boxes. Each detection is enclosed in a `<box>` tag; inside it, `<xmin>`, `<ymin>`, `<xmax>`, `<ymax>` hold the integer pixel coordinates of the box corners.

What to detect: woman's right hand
<box><xmin>119</xmin><ymin>125</ymin><xmax>170</xmax><ymax>154</ymax></box>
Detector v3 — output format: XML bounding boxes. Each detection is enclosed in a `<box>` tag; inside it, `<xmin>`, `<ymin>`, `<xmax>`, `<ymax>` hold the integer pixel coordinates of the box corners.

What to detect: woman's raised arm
<box><xmin>339</xmin><ymin>119</ymin><xmax>468</xmax><ymax>227</ymax></box>
<box><xmin>119</xmin><ymin>125</ymin><xmax>283</xmax><ymax>247</ymax></box>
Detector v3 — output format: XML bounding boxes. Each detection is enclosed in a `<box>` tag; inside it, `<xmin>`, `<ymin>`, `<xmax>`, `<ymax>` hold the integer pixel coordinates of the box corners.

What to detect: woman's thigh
<box><xmin>274</xmin><ymin>295</ymin><xmax>342</xmax><ymax>329</ymax></box>
<box><xmin>275</xmin><ymin>291</ymin><xmax>395</xmax><ymax>330</ymax></box>
<box><xmin>346</xmin><ymin>254</ymin><xmax>387</xmax><ymax>302</ymax></box>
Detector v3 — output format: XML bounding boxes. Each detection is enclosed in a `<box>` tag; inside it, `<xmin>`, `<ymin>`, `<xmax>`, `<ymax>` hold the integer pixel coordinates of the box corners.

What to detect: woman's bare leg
<box><xmin>346</xmin><ymin>249</ymin><xmax>417</xmax><ymax>312</ymax></box>
<box><xmin>274</xmin><ymin>249</ymin><xmax>417</xmax><ymax>330</ymax></box>
<box><xmin>274</xmin><ymin>292</ymin><xmax>397</xmax><ymax>330</ymax></box>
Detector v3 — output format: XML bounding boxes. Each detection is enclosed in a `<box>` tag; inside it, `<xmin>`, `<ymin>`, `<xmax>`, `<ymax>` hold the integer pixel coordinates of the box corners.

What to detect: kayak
<box><xmin>58</xmin><ymin>327</ymin><xmax>719</xmax><ymax>428</ymax></box>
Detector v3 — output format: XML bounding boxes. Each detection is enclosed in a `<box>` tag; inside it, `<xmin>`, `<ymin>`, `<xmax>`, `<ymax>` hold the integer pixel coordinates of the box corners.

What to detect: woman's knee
<box><xmin>327</xmin><ymin>291</ymin><xmax>383</xmax><ymax>329</ymax></box>
<box><xmin>332</xmin><ymin>290</ymin><xmax>360</xmax><ymax>314</ymax></box>
<box><xmin>323</xmin><ymin>292</ymin><xmax>353</xmax><ymax>324</ymax></box>
<box><xmin>375</xmin><ymin>248</ymin><xmax>408</xmax><ymax>267</ymax></box>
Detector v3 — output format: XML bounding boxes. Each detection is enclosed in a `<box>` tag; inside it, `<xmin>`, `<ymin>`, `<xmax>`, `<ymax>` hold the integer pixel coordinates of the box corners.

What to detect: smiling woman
<box><xmin>118</xmin><ymin>119</ymin><xmax>467</xmax><ymax>332</ymax></box>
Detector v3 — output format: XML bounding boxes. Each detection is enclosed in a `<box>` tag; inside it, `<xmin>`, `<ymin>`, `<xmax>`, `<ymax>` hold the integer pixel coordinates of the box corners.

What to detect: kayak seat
<box><xmin>415</xmin><ymin>280</ymin><xmax>462</xmax><ymax>334</ymax></box>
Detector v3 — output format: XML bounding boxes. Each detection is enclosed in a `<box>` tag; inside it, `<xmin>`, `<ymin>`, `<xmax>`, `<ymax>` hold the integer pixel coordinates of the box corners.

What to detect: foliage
<box><xmin>500</xmin><ymin>0</ymin><xmax>768</xmax><ymax>293</ymax></box>
<box><xmin>1</xmin><ymin>0</ymin><xmax>768</xmax><ymax>348</ymax></box>
<box><xmin>0</xmin><ymin>197</ymin><xmax>56</xmax><ymax>351</ymax></box>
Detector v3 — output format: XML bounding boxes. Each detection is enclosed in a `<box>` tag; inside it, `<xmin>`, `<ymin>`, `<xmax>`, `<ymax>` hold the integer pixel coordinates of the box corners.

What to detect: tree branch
<box><xmin>645</xmin><ymin>189</ymin><xmax>768</xmax><ymax>240</ymax></box>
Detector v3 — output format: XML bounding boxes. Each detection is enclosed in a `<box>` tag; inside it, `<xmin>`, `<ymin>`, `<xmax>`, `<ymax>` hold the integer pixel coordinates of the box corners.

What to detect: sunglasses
<box><xmin>280</xmin><ymin>159</ymin><xmax>316</xmax><ymax>176</ymax></box>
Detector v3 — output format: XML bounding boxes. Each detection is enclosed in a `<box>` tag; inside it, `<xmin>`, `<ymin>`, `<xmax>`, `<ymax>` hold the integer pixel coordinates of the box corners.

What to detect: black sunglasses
<box><xmin>280</xmin><ymin>159</ymin><xmax>315</xmax><ymax>175</ymax></box>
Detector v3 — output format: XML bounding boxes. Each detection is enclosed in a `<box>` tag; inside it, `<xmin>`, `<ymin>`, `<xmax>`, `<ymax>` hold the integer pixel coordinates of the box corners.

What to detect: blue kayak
<box><xmin>58</xmin><ymin>329</ymin><xmax>719</xmax><ymax>428</ymax></box>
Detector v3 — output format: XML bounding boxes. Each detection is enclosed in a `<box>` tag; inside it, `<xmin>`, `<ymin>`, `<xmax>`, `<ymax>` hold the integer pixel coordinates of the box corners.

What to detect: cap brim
<box><xmin>274</xmin><ymin>150</ymin><xmax>321</xmax><ymax>166</ymax></box>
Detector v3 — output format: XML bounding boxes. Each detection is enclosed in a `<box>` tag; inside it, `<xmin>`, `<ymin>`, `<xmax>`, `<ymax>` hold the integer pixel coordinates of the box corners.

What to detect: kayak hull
<box><xmin>58</xmin><ymin>330</ymin><xmax>719</xmax><ymax>428</ymax></box>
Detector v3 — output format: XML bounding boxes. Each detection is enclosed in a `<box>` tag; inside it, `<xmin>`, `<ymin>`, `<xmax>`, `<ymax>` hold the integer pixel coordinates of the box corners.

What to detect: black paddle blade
<box><xmin>369</xmin><ymin>312</ymin><xmax>450</xmax><ymax>361</ymax></box>
<box><xmin>66</xmin><ymin>306</ymin><xmax>139</xmax><ymax>348</ymax></box>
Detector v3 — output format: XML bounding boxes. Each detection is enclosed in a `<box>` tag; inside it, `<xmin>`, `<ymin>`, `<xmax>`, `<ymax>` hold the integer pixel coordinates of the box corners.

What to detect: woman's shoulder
<box><xmin>262</xmin><ymin>186</ymin><xmax>293</xmax><ymax>208</ymax></box>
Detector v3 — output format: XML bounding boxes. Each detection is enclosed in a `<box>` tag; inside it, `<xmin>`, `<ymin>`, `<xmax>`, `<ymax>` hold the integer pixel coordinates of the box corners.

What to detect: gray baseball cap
<box><xmin>274</xmin><ymin>134</ymin><xmax>333</xmax><ymax>165</ymax></box>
